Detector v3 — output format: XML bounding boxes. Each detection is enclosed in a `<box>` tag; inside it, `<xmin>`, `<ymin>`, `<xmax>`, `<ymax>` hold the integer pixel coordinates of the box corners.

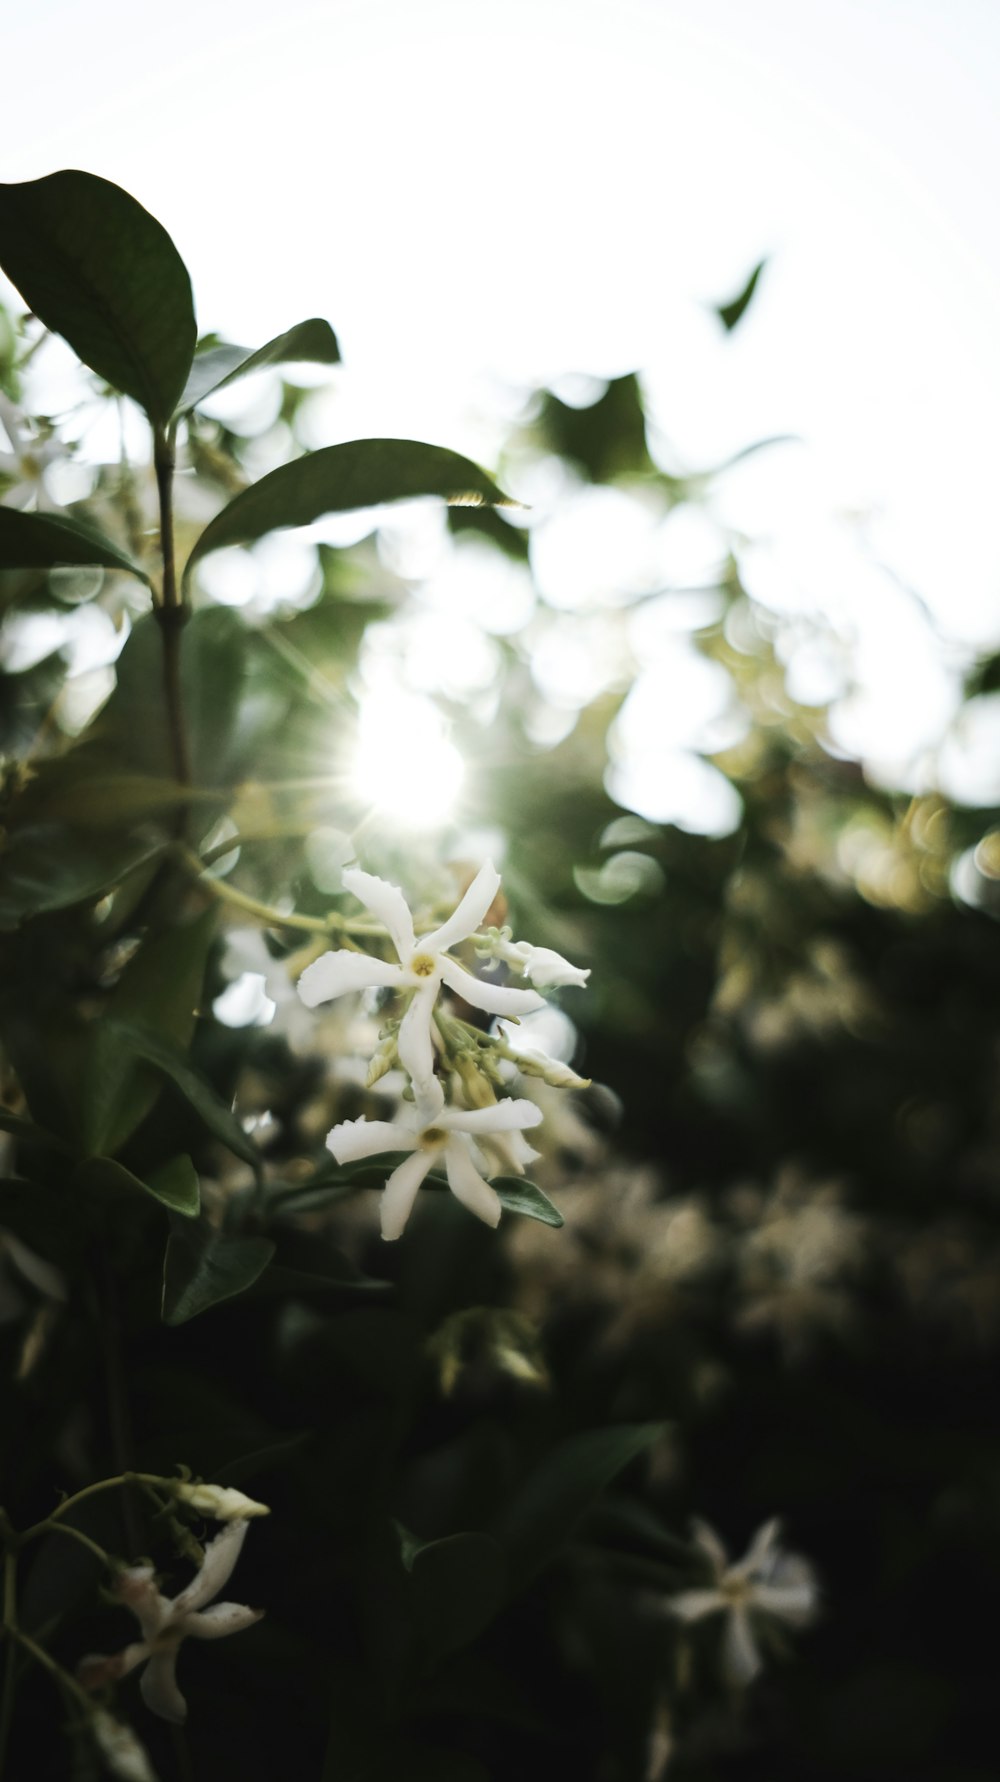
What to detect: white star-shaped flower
<box><xmin>297</xmin><ymin>862</ymin><xmax>545</xmax><ymax>1091</ymax></box>
<box><xmin>667</xmin><ymin>1517</ymin><xmax>819</xmax><ymax>1686</ymax></box>
<box><xmin>78</xmin><ymin>1520</ymin><xmax>263</xmax><ymax>1725</ymax></box>
<box><xmin>326</xmin><ymin>1074</ymin><xmax>544</xmax><ymax>1240</ymax></box>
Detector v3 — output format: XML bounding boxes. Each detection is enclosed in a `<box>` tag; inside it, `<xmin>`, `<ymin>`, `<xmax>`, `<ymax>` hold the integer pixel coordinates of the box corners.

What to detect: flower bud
<box><xmin>497</xmin><ymin>939</ymin><xmax>590</xmax><ymax>990</ymax></box>
<box><xmin>171</xmin><ymin>1482</ymin><xmax>270</xmax><ymax>1521</ymax></box>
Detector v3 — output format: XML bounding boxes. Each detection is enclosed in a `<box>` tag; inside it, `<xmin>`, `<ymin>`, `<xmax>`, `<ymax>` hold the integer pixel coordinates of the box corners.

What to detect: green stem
<box><xmin>19</xmin><ymin>1473</ymin><xmax>169</xmax><ymax>1546</ymax></box>
<box><xmin>153</xmin><ymin>422</ymin><xmax>192</xmax><ymax>802</ymax></box>
<box><xmin>175</xmin><ymin>845</ymin><xmax>378</xmax><ymax>942</ymax></box>
<box><xmin>36</xmin><ymin>1523</ymin><xmax>110</xmax><ymax>1567</ymax></box>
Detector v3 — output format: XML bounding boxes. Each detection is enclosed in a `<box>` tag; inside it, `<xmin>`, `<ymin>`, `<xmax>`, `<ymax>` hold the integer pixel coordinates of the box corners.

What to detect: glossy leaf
<box><xmin>407</xmin><ymin>1532</ymin><xmax>508</xmax><ymax>1662</ymax></box>
<box><xmin>74</xmin><ymin>1154</ymin><xmax>200</xmax><ymax>1218</ymax></box>
<box><xmin>184</xmin><ymin>439</ymin><xmax>517</xmax><ymax>583</ymax></box>
<box><xmin>492</xmin><ymin>1176</ymin><xmax>565</xmax><ymax>1228</ymax></box>
<box><xmin>162</xmin><ymin>1219</ymin><xmax>275</xmax><ymax>1324</ymax></box>
<box><xmin>0</xmin><ymin>506</ymin><xmax>149</xmax><ymax>582</ymax></box>
<box><xmin>176</xmin><ymin>317</ymin><xmax>340</xmax><ymax>415</ymax></box>
<box><xmin>110</xmin><ymin>1020</ymin><xmax>260</xmax><ymax>1166</ymax></box>
<box><xmin>490</xmin><ymin>1422</ymin><xmax>668</xmax><ymax>1594</ymax></box>
<box><xmin>715</xmin><ymin>257</ymin><xmax>767</xmax><ymax>332</ymax></box>
<box><xmin>0</xmin><ymin>826</ymin><xmax>164</xmax><ymax>931</ymax></box>
<box><xmin>0</xmin><ymin>170</ymin><xmax>197</xmax><ymax>422</ymax></box>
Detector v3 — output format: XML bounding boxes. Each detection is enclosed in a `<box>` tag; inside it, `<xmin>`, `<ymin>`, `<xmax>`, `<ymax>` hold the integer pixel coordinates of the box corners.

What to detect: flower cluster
<box><xmin>297</xmin><ymin>861</ymin><xmax>589</xmax><ymax>1239</ymax></box>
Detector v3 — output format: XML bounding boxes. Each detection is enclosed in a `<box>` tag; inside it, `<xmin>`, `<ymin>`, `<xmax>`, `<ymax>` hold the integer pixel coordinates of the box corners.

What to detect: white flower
<box><xmin>91</xmin><ymin>1710</ymin><xmax>159</xmax><ymax>1782</ymax></box>
<box><xmin>326</xmin><ymin>1074</ymin><xmax>544</xmax><ymax>1240</ymax></box>
<box><xmin>297</xmin><ymin>862</ymin><xmax>545</xmax><ymax>1090</ymax></box>
<box><xmin>667</xmin><ymin>1517</ymin><xmax>819</xmax><ymax>1686</ymax></box>
<box><xmin>171</xmin><ymin>1482</ymin><xmax>270</xmax><ymax>1522</ymax></box>
<box><xmin>0</xmin><ymin>392</ymin><xmax>64</xmax><ymax>511</ymax></box>
<box><xmin>494</xmin><ymin>938</ymin><xmax>590</xmax><ymax>989</ymax></box>
<box><xmin>78</xmin><ymin>1520</ymin><xmax>264</xmax><ymax>1725</ymax></box>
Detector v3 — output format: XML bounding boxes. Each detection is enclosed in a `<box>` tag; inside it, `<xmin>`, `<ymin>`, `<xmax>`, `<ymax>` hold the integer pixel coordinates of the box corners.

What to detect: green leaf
<box><xmin>74</xmin><ymin>1153</ymin><xmax>200</xmax><ymax>1218</ymax></box>
<box><xmin>0</xmin><ymin>1107</ymin><xmax>70</xmax><ymax>1152</ymax></box>
<box><xmin>77</xmin><ymin>909</ymin><xmax>218</xmax><ymax>1158</ymax></box>
<box><xmin>492</xmin><ymin>1177</ymin><xmax>564</xmax><ymax>1228</ymax></box>
<box><xmin>490</xmin><ymin>1422</ymin><xmax>668</xmax><ymax>1594</ymax></box>
<box><xmin>715</xmin><ymin>257</ymin><xmax>768</xmax><ymax>332</ymax></box>
<box><xmin>176</xmin><ymin>317</ymin><xmax>340</xmax><ymax>415</ymax></box>
<box><xmin>0</xmin><ymin>171</ymin><xmax>197</xmax><ymax>423</ymax></box>
<box><xmin>0</xmin><ymin>826</ymin><xmax>164</xmax><ymax>930</ymax></box>
<box><xmin>184</xmin><ymin>439</ymin><xmax>518</xmax><ymax>585</ymax></box>
<box><xmin>109</xmin><ymin>1020</ymin><xmax>260</xmax><ymax>1166</ymax></box>
<box><xmin>162</xmin><ymin>1218</ymin><xmax>275</xmax><ymax>1323</ymax></box>
<box><xmin>407</xmin><ymin>1532</ymin><xmax>508</xmax><ymax>1662</ymax></box>
<box><xmin>0</xmin><ymin>507</ymin><xmax>150</xmax><ymax>582</ymax></box>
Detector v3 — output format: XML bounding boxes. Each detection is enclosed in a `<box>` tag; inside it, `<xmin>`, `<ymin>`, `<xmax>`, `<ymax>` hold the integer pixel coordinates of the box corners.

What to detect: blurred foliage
<box><xmin>1</xmin><ymin>174</ymin><xmax>1000</xmax><ymax>1782</ymax></box>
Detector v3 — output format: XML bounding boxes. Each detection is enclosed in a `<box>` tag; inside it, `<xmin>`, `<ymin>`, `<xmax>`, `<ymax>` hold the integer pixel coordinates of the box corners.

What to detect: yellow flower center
<box><xmin>420</xmin><ymin>1126</ymin><xmax>447</xmax><ymax>1148</ymax></box>
<box><xmin>410</xmin><ymin>952</ymin><xmax>437</xmax><ymax>977</ymax></box>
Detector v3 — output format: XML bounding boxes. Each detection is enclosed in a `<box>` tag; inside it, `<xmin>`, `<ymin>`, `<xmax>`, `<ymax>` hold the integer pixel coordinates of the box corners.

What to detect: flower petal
<box><xmin>689</xmin><ymin>1517</ymin><xmax>729</xmax><ymax>1579</ymax></box>
<box><xmin>444</xmin><ymin>1137</ymin><xmax>503</xmax><ymax>1229</ymax></box>
<box><xmin>752</xmin><ymin>1577</ymin><xmax>819</xmax><ymax>1626</ymax></box>
<box><xmin>397</xmin><ymin>981</ymin><xmax>439</xmax><ymax>1090</ymax></box>
<box><xmin>139</xmin><ymin>1648</ymin><xmax>188</xmax><ymax>1724</ymax></box>
<box><xmin>442</xmin><ymin>1097</ymin><xmax>544</xmax><ymax>1136</ymax></box>
<box><xmin>326</xmin><ymin>1116</ymin><xmax>415</xmax><ymax>1165</ymax></box>
<box><xmin>420</xmin><ymin>861</ymin><xmax>501</xmax><ymax>954</ymax></box>
<box><xmin>380</xmin><ymin>1149</ymin><xmax>436</xmax><ymax>1241</ymax></box>
<box><xmin>731</xmin><ymin>1517</ymin><xmax>782</xmax><ymax>1583</ymax></box>
<box><xmin>183</xmin><ymin>1601</ymin><xmax>265</xmax><ymax>1640</ymax></box>
<box><xmin>667</xmin><ymin>1588</ymin><xmax>725</xmax><ymax>1623</ymax></box>
<box><xmin>297</xmin><ymin>949</ymin><xmax>403</xmax><ymax>1008</ymax></box>
<box><xmin>78</xmin><ymin>1642</ymin><xmax>152</xmax><ymax>1692</ymax></box>
<box><xmin>171</xmin><ymin>1520</ymin><xmax>249</xmax><ymax>1617</ymax></box>
<box><xmin>341</xmin><ymin>867</ymin><xmax>415</xmax><ymax>959</ymax></box>
<box><xmin>113</xmin><ymin>1566</ymin><xmax>170</xmax><ymax>1642</ymax></box>
<box><xmin>721</xmin><ymin>1604</ymin><xmax>763</xmax><ymax>1687</ymax></box>
<box><xmin>439</xmin><ymin>957</ymin><xmax>546</xmax><ymax>1018</ymax></box>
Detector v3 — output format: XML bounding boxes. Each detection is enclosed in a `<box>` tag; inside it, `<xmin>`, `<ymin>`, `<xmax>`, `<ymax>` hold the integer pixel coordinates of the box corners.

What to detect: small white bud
<box><xmin>172</xmin><ymin>1482</ymin><xmax>270</xmax><ymax>1521</ymax></box>
<box><xmin>497</xmin><ymin>939</ymin><xmax>590</xmax><ymax>990</ymax></box>
<box><xmin>92</xmin><ymin>1711</ymin><xmax>159</xmax><ymax>1782</ymax></box>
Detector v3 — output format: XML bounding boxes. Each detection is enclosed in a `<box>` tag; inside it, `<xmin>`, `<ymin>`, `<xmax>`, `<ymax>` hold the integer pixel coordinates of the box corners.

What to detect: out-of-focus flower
<box><xmin>667</xmin><ymin>1517</ymin><xmax>819</xmax><ymax>1686</ymax></box>
<box><xmin>297</xmin><ymin>862</ymin><xmax>544</xmax><ymax>1091</ymax></box>
<box><xmin>0</xmin><ymin>392</ymin><xmax>64</xmax><ymax>510</ymax></box>
<box><xmin>325</xmin><ymin>1073</ymin><xmax>543</xmax><ymax>1240</ymax></box>
<box><xmin>91</xmin><ymin>1710</ymin><xmax>159</xmax><ymax>1782</ymax></box>
<box><xmin>78</xmin><ymin>1520</ymin><xmax>263</xmax><ymax>1724</ymax></box>
<box><xmin>170</xmin><ymin>1482</ymin><xmax>270</xmax><ymax>1522</ymax></box>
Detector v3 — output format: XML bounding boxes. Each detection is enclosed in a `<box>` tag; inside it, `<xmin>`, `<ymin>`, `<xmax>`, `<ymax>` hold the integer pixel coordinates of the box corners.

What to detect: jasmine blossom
<box><xmin>667</xmin><ymin>1517</ymin><xmax>819</xmax><ymax>1686</ymax></box>
<box><xmin>297</xmin><ymin>862</ymin><xmax>545</xmax><ymax>1090</ymax></box>
<box><xmin>325</xmin><ymin>1074</ymin><xmax>543</xmax><ymax>1240</ymax></box>
<box><xmin>78</xmin><ymin>1520</ymin><xmax>263</xmax><ymax>1725</ymax></box>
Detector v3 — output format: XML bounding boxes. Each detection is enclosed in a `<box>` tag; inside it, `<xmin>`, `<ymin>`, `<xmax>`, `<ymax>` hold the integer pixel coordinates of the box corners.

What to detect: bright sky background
<box><xmin>4</xmin><ymin>0</ymin><xmax>1000</xmax><ymax>825</ymax></box>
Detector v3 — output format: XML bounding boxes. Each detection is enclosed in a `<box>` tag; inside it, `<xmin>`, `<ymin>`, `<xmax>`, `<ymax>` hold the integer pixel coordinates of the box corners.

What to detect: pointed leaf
<box><xmin>162</xmin><ymin>1219</ymin><xmax>275</xmax><ymax>1323</ymax></box>
<box><xmin>715</xmin><ymin>258</ymin><xmax>768</xmax><ymax>332</ymax></box>
<box><xmin>75</xmin><ymin>1154</ymin><xmax>200</xmax><ymax>1218</ymax></box>
<box><xmin>109</xmin><ymin>1020</ymin><xmax>261</xmax><ymax>1166</ymax></box>
<box><xmin>492</xmin><ymin>1176</ymin><xmax>564</xmax><ymax>1228</ymax></box>
<box><xmin>184</xmin><ymin>439</ymin><xmax>517</xmax><ymax>584</ymax></box>
<box><xmin>0</xmin><ymin>506</ymin><xmax>150</xmax><ymax>582</ymax></box>
<box><xmin>0</xmin><ymin>826</ymin><xmax>164</xmax><ymax>931</ymax></box>
<box><xmin>408</xmin><ymin>1532</ymin><xmax>508</xmax><ymax>1661</ymax></box>
<box><xmin>491</xmin><ymin>1422</ymin><xmax>668</xmax><ymax>1594</ymax></box>
<box><xmin>0</xmin><ymin>1107</ymin><xmax>70</xmax><ymax>1153</ymax></box>
<box><xmin>176</xmin><ymin>317</ymin><xmax>340</xmax><ymax>414</ymax></box>
<box><xmin>0</xmin><ymin>171</ymin><xmax>197</xmax><ymax>422</ymax></box>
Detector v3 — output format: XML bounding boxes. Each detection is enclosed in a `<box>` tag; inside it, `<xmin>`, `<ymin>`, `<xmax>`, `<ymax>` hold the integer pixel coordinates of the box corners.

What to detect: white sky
<box><xmin>4</xmin><ymin>0</ymin><xmax>1000</xmax><ymax>816</ymax></box>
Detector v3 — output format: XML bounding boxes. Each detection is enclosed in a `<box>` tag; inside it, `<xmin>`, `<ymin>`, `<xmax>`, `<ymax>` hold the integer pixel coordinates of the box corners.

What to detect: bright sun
<box><xmin>350</xmin><ymin>689</ymin><xmax>464</xmax><ymax>829</ymax></box>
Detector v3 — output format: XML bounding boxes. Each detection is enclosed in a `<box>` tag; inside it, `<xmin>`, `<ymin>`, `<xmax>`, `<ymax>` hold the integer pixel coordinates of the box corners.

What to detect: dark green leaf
<box><xmin>74</xmin><ymin>1154</ymin><xmax>200</xmax><ymax>1218</ymax></box>
<box><xmin>493</xmin><ymin>1176</ymin><xmax>565</xmax><ymax>1228</ymax></box>
<box><xmin>176</xmin><ymin>317</ymin><xmax>341</xmax><ymax>414</ymax></box>
<box><xmin>0</xmin><ymin>507</ymin><xmax>150</xmax><ymax>582</ymax></box>
<box><xmin>0</xmin><ymin>826</ymin><xmax>164</xmax><ymax>931</ymax></box>
<box><xmin>715</xmin><ymin>257</ymin><xmax>767</xmax><ymax>332</ymax></box>
<box><xmin>0</xmin><ymin>1107</ymin><xmax>71</xmax><ymax>1152</ymax></box>
<box><xmin>184</xmin><ymin>439</ymin><xmax>518</xmax><ymax>584</ymax></box>
<box><xmin>408</xmin><ymin>1532</ymin><xmax>508</xmax><ymax>1661</ymax></box>
<box><xmin>78</xmin><ymin>908</ymin><xmax>218</xmax><ymax>1158</ymax></box>
<box><xmin>109</xmin><ymin>1019</ymin><xmax>260</xmax><ymax>1166</ymax></box>
<box><xmin>490</xmin><ymin>1422</ymin><xmax>668</xmax><ymax>1594</ymax></box>
<box><xmin>0</xmin><ymin>170</ymin><xmax>197</xmax><ymax>422</ymax></box>
<box><xmin>162</xmin><ymin>1218</ymin><xmax>275</xmax><ymax>1323</ymax></box>
<box><xmin>91</xmin><ymin>608</ymin><xmax>247</xmax><ymax>788</ymax></box>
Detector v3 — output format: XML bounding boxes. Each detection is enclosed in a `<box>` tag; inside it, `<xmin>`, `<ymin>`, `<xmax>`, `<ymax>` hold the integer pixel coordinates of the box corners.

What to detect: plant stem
<box><xmin>153</xmin><ymin>423</ymin><xmax>192</xmax><ymax>798</ymax></box>
<box><xmin>36</xmin><ymin>1523</ymin><xmax>110</xmax><ymax>1567</ymax></box>
<box><xmin>175</xmin><ymin>845</ymin><xmax>377</xmax><ymax>942</ymax></box>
